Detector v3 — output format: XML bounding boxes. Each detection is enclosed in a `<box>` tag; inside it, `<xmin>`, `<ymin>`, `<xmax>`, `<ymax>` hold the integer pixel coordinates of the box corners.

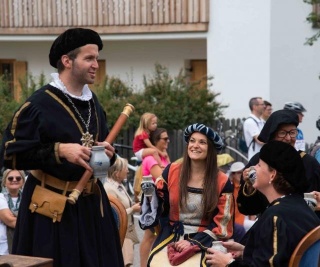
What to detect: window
<box><xmin>0</xmin><ymin>59</ymin><xmax>27</xmax><ymax>101</ymax></box>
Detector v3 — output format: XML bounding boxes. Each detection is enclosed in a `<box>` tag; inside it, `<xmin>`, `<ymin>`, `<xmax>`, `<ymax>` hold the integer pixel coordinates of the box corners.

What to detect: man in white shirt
<box><xmin>261</xmin><ymin>100</ymin><xmax>272</xmax><ymax>123</ymax></box>
<box><xmin>243</xmin><ymin>97</ymin><xmax>265</xmax><ymax>160</ymax></box>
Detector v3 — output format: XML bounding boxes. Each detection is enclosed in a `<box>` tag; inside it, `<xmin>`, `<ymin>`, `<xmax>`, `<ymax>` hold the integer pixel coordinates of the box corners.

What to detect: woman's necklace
<box><xmin>64</xmin><ymin>92</ymin><xmax>94</xmax><ymax>147</ymax></box>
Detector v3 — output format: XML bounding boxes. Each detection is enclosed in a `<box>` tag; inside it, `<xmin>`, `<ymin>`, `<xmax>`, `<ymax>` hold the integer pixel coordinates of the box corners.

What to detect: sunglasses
<box><xmin>7</xmin><ymin>176</ymin><xmax>22</xmax><ymax>182</ymax></box>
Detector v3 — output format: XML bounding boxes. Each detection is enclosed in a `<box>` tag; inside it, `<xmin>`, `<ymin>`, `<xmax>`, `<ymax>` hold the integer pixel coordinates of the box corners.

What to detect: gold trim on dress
<box><xmin>269</xmin><ymin>215</ymin><xmax>278</xmax><ymax>266</ymax></box>
<box><xmin>46</xmin><ymin>90</ymin><xmax>83</xmax><ymax>133</ymax></box>
<box><xmin>149</xmin><ymin>233</ymin><xmax>175</xmax><ymax>256</ymax></box>
<box><xmin>45</xmin><ymin>89</ymin><xmax>99</xmax><ymax>147</ymax></box>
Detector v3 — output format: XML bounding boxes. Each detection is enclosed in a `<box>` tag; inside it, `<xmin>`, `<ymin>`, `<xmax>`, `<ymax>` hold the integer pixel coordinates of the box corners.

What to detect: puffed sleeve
<box><xmin>155</xmin><ymin>163</ymin><xmax>170</xmax><ymax>218</ymax></box>
<box><xmin>1</xmin><ymin>102</ymin><xmax>60</xmax><ymax>170</ymax></box>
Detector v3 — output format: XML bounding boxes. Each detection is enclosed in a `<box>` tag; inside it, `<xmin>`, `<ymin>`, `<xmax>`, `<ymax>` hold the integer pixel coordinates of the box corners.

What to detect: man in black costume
<box><xmin>0</xmin><ymin>28</ymin><xmax>124</xmax><ymax>267</ymax></box>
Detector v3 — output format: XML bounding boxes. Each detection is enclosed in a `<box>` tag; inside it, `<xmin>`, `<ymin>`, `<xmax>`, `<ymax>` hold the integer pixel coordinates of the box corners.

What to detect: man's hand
<box><xmin>58</xmin><ymin>143</ymin><xmax>92</xmax><ymax>171</ymax></box>
<box><xmin>95</xmin><ymin>141</ymin><xmax>115</xmax><ymax>159</ymax></box>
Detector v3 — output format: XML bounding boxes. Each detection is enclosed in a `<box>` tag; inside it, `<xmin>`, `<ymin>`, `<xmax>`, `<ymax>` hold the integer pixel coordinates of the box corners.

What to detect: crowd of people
<box><xmin>0</xmin><ymin>26</ymin><xmax>319</xmax><ymax>267</ymax></box>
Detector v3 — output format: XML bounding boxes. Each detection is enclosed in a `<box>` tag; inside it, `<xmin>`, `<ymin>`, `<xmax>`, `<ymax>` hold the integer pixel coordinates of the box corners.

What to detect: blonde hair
<box><xmin>2</xmin><ymin>169</ymin><xmax>26</xmax><ymax>188</ymax></box>
<box><xmin>134</xmin><ymin>112</ymin><xmax>157</xmax><ymax>137</ymax></box>
<box><xmin>107</xmin><ymin>156</ymin><xmax>128</xmax><ymax>181</ymax></box>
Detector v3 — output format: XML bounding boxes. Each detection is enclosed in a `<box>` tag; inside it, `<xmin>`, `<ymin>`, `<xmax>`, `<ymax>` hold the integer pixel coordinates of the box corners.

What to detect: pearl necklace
<box><xmin>63</xmin><ymin>90</ymin><xmax>94</xmax><ymax>147</ymax></box>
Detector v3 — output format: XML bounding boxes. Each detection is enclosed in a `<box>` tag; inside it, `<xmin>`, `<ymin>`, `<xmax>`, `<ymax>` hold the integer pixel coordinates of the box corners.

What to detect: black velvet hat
<box><xmin>260</xmin><ymin>140</ymin><xmax>308</xmax><ymax>193</ymax></box>
<box><xmin>258</xmin><ymin>109</ymin><xmax>299</xmax><ymax>143</ymax></box>
<box><xmin>49</xmin><ymin>28</ymin><xmax>103</xmax><ymax>68</ymax></box>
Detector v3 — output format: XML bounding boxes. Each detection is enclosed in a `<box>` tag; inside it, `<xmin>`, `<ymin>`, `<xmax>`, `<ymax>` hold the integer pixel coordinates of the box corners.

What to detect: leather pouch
<box><xmin>29</xmin><ymin>185</ymin><xmax>67</xmax><ymax>223</ymax></box>
<box><xmin>167</xmin><ymin>242</ymin><xmax>201</xmax><ymax>266</ymax></box>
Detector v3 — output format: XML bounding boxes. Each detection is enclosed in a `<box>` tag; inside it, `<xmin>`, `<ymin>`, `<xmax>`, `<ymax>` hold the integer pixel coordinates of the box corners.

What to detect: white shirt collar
<box><xmin>49</xmin><ymin>73</ymin><xmax>92</xmax><ymax>101</ymax></box>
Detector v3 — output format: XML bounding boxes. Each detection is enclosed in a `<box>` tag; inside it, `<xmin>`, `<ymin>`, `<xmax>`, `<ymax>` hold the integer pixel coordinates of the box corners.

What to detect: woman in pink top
<box><xmin>140</xmin><ymin>128</ymin><xmax>170</xmax><ymax>267</ymax></box>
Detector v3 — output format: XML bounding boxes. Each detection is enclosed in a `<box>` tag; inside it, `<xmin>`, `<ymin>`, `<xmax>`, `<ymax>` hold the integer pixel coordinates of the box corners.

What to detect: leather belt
<box><xmin>31</xmin><ymin>170</ymin><xmax>97</xmax><ymax>196</ymax></box>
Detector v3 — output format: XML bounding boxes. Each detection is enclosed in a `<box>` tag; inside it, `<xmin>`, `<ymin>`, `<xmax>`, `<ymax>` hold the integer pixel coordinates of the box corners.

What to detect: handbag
<box><xmin>126</xmin><ymin>224</ymin><xmax>140</xmax><ymax>244</ymax></box>
<box><xmin>29</xmin><ymin>185</ymin><xmax>67</xmax><ymax>223</ymax></box>
<box><xmin>167</xmin><ymin>242</ymin><xmax>201</xmax><ymax>266</ymax></box>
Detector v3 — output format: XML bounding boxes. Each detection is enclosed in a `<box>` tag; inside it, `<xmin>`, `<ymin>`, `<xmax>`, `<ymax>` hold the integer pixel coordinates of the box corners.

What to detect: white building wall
<box><xmin>0</xmin><ymin>39</ymin><xmax>206</xmax><ymax>90</ymax></box>
<box><xmin>103</xmin><ymin>40</ymin><xmax>206</xmax><ymax>90</ymax></box>
<box><xmin>1</xmin><ymin>0</ymin><xmax>320</xmax><ymax>143</ymax></box>
<box><xmin>270</xmin><ymin>0</ymin><xmax>320</xmax><ymax>144</ymax></box>
<box><xmin>207</xmin><ymin>0</ymin><xmax>271</xmax><ymax>119</ymax></box>
<box><xmin>208</xmin><ymin>0</ymin><xmax>320</xmax><ymax>144</ymax></box>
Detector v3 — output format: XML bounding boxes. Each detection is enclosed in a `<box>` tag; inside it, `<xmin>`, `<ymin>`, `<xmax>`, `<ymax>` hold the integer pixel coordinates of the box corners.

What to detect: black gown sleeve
<box><xmin>1</xmin><ymin>102</ymin><xmax>62</xmax><ymax>170</ymax></box>
<box><xmin>237</xmin><ymin>153</ymin><xmax>269</xmax><ymax>215</ymax></box>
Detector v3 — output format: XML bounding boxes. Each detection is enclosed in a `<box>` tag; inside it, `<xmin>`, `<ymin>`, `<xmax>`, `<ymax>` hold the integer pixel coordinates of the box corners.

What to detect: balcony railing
<box><xmin>0</xmin><ymin>0</ymin><xmax>209</xmax><ymax>34</ymax></box>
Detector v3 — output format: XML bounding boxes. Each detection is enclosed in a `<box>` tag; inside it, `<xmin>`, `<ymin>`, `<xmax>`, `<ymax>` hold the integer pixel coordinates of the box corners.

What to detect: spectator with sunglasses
<box><xmin>0</xmin><ymin>169</ymin><xmax>26</xmax><ymax>254</ymax></box>
<box><xmin>139</xmin><ymin>127</ymin><xmax>171</xmax><ymax>267</ymax></box>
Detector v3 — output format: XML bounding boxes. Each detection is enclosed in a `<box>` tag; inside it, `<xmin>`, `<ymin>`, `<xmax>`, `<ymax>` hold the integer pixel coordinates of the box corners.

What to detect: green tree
<box><xmin>0</xmin><ymin>77</ymin><xmax>20</xmax><ymax>138</ymax></box>
<box><xmin>0</xmin><ymin>65</ymin><xmax>227</xmax><ymax>142</ymax></box>
<box><xmin>94</xmin><ymin>75</ymin><xmax>138</xmax><ymax>129</ymax></box>
<box><xmin>130</xmin><ymin>63</ymin><xmax>227</xmax><ymax>129</ymax></box>
<box><xmin>304</xmin><ymin>0</ymin><xmax>320</xmax><ymax>45</ymax></box>
<box><xmin>93</xmin><ymin>64</ymin><xmax>227</xmax><ymax>130</ymax></box>
<box><xmin>0</xmin><ymin>73</ymin><xmax>46</xmax><ymax>141</ymax></box>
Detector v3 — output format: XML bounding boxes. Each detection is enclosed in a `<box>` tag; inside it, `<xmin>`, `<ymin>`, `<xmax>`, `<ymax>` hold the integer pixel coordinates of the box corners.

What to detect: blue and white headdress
<box><xmin>184</xmin><ymin>123</ymin><xmax>224</xmax><ymax>151</ymax></box>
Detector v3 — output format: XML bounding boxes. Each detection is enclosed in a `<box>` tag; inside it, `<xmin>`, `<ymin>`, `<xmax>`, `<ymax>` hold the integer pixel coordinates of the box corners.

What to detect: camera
<box><xmin>248</xmin><ymin>168</ymin><xmax>257</xmax><ymax>184</ymax></box>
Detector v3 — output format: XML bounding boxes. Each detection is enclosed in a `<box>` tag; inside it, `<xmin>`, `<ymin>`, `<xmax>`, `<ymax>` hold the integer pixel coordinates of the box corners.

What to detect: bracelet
<box><xmin>225</xmin><ymin>259</ymin><xmax>235</xmax><ymax>266</ymax></box>
<box><xmin>242</xmin><ymin>181</ymin><xmax>256</xmax><ymax>197</ymax></box>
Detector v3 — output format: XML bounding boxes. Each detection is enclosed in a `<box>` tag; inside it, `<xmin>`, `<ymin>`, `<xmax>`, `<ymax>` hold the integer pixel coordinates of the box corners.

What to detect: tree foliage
<box><xmin>0</xmin><ymin>78</ymin><xmax>20</xmax><ymax>138</ymax></box>
<box><xmin>0</xmin><ymin>74</ymin><xmax>45</xmax><ymax>141</ymax></box>
<box><xmin>136</xmin><ymin>64</ymin><xmax>226</xmax><ymax>129</ymax></box>
<box><xmin>0</xmin><ymin>64</ymin><xmax>227</xmax><ymax>143</ymax></box>
<box><xmin>95</xmin><ymin>63</ymin><xmax>227</xmax><ymax>130</ymax></box>
<box><xmin>304</xmin><ymin>0</ymin><xmax>320</xmax><ymax>45</ymax></box>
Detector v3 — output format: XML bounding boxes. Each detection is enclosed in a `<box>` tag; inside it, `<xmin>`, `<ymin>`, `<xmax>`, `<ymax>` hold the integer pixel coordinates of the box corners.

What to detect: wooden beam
<box><xmin>0</xmin><ymin>23</ymin><xmax>208</xmax><ymax>35</ymax></box>
<box><xmin>0</xmin><ymin>0</ymin><xmax>210</xmax><ymax>29</ymax></box>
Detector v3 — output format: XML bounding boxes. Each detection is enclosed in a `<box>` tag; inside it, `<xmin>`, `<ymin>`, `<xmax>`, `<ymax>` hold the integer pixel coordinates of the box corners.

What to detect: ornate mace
<box><xmin>67</xmin><ymin>103</ymin><xmax>135</xmax><ymax>204</ymax></box>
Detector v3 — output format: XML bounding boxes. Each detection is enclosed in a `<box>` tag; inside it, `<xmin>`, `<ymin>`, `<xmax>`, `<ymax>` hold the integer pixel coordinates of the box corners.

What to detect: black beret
<box><xmin>258</xmin><ymin>109</ymin><xmax>299</xmax><ymax>143</ymax></box>
<box><xmin>260</xmin><ymin>141</ymin><xmax>308</xmax><ymax>193</ymax></box>
<box><xmin>49</xmin><ymin>28</ymin><xmax>103</xmax><ymax>68</ymax></box>
<box><xmin>184</xmin><ymin>123</ymin><xmax>224</xmax><ymax>151</ymax></box>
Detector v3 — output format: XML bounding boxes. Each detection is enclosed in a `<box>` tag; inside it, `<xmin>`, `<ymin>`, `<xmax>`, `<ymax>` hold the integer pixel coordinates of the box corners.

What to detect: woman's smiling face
<box><xmin>187</xmin><ymin>132</ymin><xmax>208</xmax><ymax>161</ymax></box>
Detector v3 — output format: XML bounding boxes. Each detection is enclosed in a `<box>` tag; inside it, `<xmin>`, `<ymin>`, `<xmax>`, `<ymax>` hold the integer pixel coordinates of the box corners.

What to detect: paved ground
<box><xmin>133</xmin><ymin>215</ymin><xmax>143</xmax><ymax>267</ymax></box>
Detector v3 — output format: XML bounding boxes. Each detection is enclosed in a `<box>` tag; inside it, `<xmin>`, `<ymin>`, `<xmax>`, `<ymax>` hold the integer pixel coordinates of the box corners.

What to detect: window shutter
<box><xmin>13</xmin><ymin>61</ymin><xmax>27</xmax><ymax>101</ymax></box>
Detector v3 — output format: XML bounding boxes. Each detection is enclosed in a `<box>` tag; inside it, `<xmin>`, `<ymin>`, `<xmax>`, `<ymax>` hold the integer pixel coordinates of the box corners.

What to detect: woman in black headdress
<box><xmin>206</xmin><ymin>141</ymin><xmax>320</xmax><ymax>266</ymax></box>
<box><xmin>237</xmin><ymin>109</ymin><xmax>320</xmax><ymax>217</ymax></box>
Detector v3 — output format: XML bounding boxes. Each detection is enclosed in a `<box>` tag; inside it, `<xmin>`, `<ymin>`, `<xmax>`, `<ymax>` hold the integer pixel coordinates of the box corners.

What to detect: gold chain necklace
<box><xmin>63</xmin><ymin>92</ymin><xmax>94</xmax><ymax>147</ymax></box>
